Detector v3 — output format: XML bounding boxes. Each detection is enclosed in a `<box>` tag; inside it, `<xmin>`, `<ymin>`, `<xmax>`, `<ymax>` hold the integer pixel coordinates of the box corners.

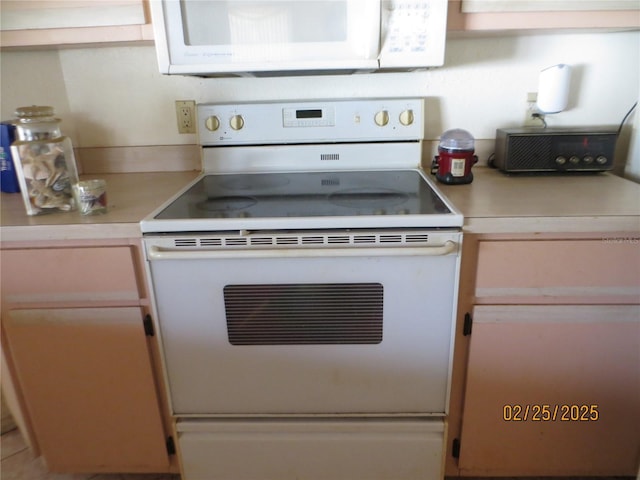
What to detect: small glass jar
<box><xmin>10</xmin><ymin>106</ymin><xmax>79</xmax><ymax>215</ymax></box>
<box><xmin>74</xmin><ymin>179</ymin><xmax>108</xmax><ymax>215</ymax></box>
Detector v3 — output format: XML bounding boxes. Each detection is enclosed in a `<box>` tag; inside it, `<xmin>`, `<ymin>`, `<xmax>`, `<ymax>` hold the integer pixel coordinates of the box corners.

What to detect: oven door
<box><xmin>145</xmin><ymin>231</ymin><xmax>461</xmax><ymax>416</ymax></box>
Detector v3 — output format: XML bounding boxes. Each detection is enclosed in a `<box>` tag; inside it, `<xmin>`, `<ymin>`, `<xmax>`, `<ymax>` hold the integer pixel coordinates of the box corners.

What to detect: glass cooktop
<box><xmin>154</xmin><ymin>170</ymin><xmax>453</xmax><ymax>220</ymax></box>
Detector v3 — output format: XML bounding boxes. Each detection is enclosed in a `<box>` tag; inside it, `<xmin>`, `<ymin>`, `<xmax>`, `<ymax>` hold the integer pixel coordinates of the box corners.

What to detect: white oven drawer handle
<box><xmin>147</xmin><ymin>241</ymin><xmax>458</xmax><ymax>260</ymax></box>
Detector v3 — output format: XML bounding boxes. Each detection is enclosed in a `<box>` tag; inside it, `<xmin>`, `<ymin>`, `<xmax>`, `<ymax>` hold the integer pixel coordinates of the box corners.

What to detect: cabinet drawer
<box><xmin>475</xmin><ymin>239</ymin><xmax>640</xmax><ymax>303</ymax></box>
<box><xmin>1</xmin><ymin>247</ymin><xmax>140</xmax><ymax>303</ymax></box>
<box><xmin>178</xmin><ymin>419</ymin><xmax>444</xmax><ymax>480</ymax></box>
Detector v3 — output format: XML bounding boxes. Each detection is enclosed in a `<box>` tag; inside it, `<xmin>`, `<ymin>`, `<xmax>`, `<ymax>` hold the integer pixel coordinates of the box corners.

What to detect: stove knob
<box><xmin>583</xmin><ymin>155</ymin><xmax>594</xmax><ymax>164</ymax></box>
<box><xmin>230</xmin><ymin>115</ymin><xmax>245</xmax><ymax>131</ymax></box>
<box><xmin>596</xmin><ymin>155</ymin><xmax>608</xmax><ymax>165</ymax></box>
<box><xmin>374</xmin><ymin>110</ymin><xmax>389</xmax><ymax>127</ymax></box>
<box><xmin>205</xmin><ymin>115</ymin><xmax>220</xmax><ymax>131</ymax></box>
<box><xmin>555</xmin><ymin>156</ymin><xmax>567</xmax><ymax>165</ymax></box>
<box><xmin>399</xmin><ymin>109</ymin><xmax>414</xmax><ymax>126</ymax></box>
<box><xmin>569</xmin><ymin>155</ymin><xmax>580</xmax><ymax>165</ymax></box>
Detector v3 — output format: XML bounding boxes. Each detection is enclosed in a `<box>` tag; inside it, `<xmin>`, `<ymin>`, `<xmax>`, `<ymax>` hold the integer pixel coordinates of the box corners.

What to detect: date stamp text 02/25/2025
<box><xmin>503</xmin><ymin>404</ymin><xmax>599</xmax><ymax>422</ymax></box>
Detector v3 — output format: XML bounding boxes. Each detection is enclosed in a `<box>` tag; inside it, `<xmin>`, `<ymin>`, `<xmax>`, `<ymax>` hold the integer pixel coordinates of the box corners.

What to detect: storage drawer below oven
<box><xmin>177</xmin><ymin>418</ymin><xmax>445</xmax><ymax>480</ymax></box>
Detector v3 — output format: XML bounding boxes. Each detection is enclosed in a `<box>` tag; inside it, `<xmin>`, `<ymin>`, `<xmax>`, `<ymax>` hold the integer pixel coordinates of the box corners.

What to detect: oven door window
<box><xmin>224</xmin><ymin>283</ymin><xmax>383</xmax><ymax>345</ymax></box>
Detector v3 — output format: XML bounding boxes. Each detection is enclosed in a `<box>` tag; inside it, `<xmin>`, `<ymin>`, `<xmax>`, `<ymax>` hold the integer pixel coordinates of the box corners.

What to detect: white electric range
<box><xmin>142</xmin><ymin>98</ymin><xmax>462</xmax><ymax>480</ymax></box>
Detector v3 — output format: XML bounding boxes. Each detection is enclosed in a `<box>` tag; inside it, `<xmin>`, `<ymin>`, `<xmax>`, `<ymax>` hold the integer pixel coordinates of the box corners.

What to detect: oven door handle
<box><xmin>146</xmin><ymin>241</ymin><xmax>458</xmax><ymax>260</ymax></box>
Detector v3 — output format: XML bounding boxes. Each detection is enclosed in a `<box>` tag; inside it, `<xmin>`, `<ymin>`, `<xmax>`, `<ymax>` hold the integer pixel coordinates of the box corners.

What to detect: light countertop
<box><xmin>0</xmin><ymin>171</ymin><xmax>199</xmax><ymax>242</ymax></box>
<box><xmin>1</xmin><ymin>168</ymin><xmax>639</xmax><ymax>243</ymax></box>
<box><xmin>438</xmin><ymin>168</ymin><xmax>640</xmax><ymax>234</ymax></box>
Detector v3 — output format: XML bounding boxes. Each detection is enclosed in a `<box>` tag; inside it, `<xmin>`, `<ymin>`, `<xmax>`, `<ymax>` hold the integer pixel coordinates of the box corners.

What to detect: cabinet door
<box><xmin>0</xmin><ymin>0</ymin><xmax>151</xmax><ymax>48</ymax></box>
<box><xmin>1</xmin><ymin>1</ymin><xmax>146</xmax><ymax>31</ymax></box>
<box><xmin>448</xmin><ymin>0</ymin><xmax>640</xmax><ymax>30</ymax></box>
<box><xmin>458</xmin><ymin>305</ymin><xmax>640</xmax><ymax>476</ymax></box>
<box><xmin>461</xmin><ymin>1</ymin><xmax>640</xmax><ymax>13</ymax></box>
<box><xmin>3</xmin><ymin>307</ymin><xmax>169</xmax><ymax>473</ymax></box>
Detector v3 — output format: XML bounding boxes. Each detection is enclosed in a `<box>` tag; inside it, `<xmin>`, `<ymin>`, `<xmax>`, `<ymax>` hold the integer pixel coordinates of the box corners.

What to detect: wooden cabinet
<box><xmin>448</xmin><ymin>0</ymin><xmax>640</xmax><ymax>32</ymax></box>
<box><xmin>4</xmin><ymin>307</ymin><xmax>169</xmax><ymax>473</ymax></box>
<box><xmin>0</xmin><ymin>240</ymin><xmax>174</xmax><ymax>474</ymax></box>
<box><xmin>448</xmin><ymin>234</ymin><xmax>640</xmax><ymax>476</ymax></box>
<box><xmin>0</xmin><ymin>0</ymin><xmax>153</xmax><ymax>49</ymax></box>
<box><xmin>459</xmin><ymin>305</ymin><xmax>639</xmax><ymax>475</ymax></box>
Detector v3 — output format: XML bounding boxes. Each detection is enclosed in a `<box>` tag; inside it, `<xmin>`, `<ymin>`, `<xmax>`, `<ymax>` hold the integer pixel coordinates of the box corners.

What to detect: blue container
<box><xmin>1</xmin><ymin>122</ymin><xmax>20</xmax><ymax>193</ymax></box>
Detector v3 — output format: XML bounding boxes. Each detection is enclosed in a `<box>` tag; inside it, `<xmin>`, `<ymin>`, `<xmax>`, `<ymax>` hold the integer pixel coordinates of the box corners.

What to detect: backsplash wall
<box><xmin>1</xmin><ymin>30</ymin><xmax>638</xmax><ymax>177</ymax></box>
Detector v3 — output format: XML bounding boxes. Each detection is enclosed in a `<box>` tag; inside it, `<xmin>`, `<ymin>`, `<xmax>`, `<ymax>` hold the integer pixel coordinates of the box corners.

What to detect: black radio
<box><xmin>493</xmin><ymin>127</ymin><xmax>618</xmax><ymax>173</ymax></box>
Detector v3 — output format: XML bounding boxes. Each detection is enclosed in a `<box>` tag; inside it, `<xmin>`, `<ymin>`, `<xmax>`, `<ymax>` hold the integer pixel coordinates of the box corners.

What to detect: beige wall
<box><xmin>1</xmin><ymin>30</ymin><xmax>638</xmax><ymax>172</ymax></box>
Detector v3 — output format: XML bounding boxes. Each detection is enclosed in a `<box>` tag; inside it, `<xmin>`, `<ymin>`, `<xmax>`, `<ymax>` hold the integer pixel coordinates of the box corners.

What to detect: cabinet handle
<box><xmin>143</xmin><ymin>314</ymin><xmax>155</xmax><ymax>336</ymax></box>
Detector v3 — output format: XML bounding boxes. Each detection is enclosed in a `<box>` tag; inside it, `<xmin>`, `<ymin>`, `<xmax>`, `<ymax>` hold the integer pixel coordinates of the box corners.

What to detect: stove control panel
<box><xmin>198</xmin><ymin>98</ymin><xmax>424</xmax><ymax>146</ymax></box>
<box><xmin>282</xmin><ymin>106</ymin><xmax>336</xmax><ymax>128</ymax></box>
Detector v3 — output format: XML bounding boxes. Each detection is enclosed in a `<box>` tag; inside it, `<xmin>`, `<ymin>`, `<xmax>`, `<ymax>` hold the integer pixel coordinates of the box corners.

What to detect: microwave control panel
<box><xmin>379</xmin><ymin>0</ymin><xmax>448</xmax><ymax>68</ymax></box>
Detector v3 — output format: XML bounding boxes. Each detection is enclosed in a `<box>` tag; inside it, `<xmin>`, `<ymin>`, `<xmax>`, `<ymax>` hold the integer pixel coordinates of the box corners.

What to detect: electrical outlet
<box><xmin>523</xmin><ymin>92</ymin><xmax>542</xmax><ymax>127</ymax></box>
<box><xmin>175</xmin><ymin>100</ymin><xmax>196</xmax><ymax>134</ymax></box>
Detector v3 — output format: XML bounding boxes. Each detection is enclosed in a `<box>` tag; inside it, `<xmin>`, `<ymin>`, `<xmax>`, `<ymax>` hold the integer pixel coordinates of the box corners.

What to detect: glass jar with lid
<box><xmin>431</xmin><ymin>128</ymin><xmax>477</xmax><ymax>185</ymax></box>
<box><xmin>10</xmin><ymin>106</ymin><xmax>79</xmax><ymax>215</ymax></box>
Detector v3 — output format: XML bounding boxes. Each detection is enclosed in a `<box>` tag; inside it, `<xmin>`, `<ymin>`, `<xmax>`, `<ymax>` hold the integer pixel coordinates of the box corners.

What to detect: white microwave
<box><xmin>149</xmin><ymin>0</ymin><xmax>448</xmax><ymax>76</ymax></box>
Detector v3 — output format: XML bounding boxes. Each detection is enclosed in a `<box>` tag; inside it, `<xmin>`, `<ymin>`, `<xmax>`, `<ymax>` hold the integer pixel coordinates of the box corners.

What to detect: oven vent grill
<box><xmin>354</xmin><ymin>235</ymin><xmax>376</xmax><ymax>244</ymax></box>
<box><xmin>321</xmin><ymin>178</ymin><xmax>340</xmax><ymax>186</ymax></box>
<box><xmin>174</xmin><ymin>238</ymin><xmax>197</xmax><ymax>247</ymax></box>
<box><xmin>249</xmin><ymin>237</ymin><xmax>273</xmax><ymax>246</ymax></box>
<box><xmin>301</xmin><ymin>236</ymin><xmax>325</xmax><ymax>245</ymax></box>
<box><xmin>406</xmin><ymin>234</ymin><xmax>430</xmax><ymax>243</ymax></box>
<box><xmin>327</xmin><ymin>235</ymin><xmax>350</xmax><ymax>244</ymax></box>
<box><xmin>320</xmin><ymin>153</ymin><xmax>340</xmax><ymax>161</ymax></box>
<box><xmin>200</xmin><ymin>238</ymin><xmax>222</xmax><ymax>246</ymax></box>
<box><xmin>380</xmin><ymin>234</ymin><xmax>403</xmax><ymax>243</ymax></box>
<box><xmin>170</xmin><ymin>232</ymin><xmax>431</xmax><ymax>249</ymax></box>
<box><xmin>225</xmin><ymin>238</ymin><xmax>248</xmax><ymax>246</ymax></box>
<box><xmin>275</xmin><ymin>237</ymin><xmax>299</xmax><ymax>245</ymax></box>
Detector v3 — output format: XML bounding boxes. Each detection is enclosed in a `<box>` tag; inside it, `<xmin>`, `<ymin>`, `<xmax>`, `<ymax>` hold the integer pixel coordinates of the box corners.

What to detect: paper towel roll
<box><xmin>536</xmin><ymin>64</ymin><xmax>572</xmax><ymax>114</ymax></box>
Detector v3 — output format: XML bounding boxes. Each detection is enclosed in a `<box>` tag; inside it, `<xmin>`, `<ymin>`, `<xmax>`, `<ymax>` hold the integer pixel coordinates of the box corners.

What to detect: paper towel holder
<box><xmin>536</xmin><ymin>63</ymin><xmax>572</xmax><ymax>114</ymax></box>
